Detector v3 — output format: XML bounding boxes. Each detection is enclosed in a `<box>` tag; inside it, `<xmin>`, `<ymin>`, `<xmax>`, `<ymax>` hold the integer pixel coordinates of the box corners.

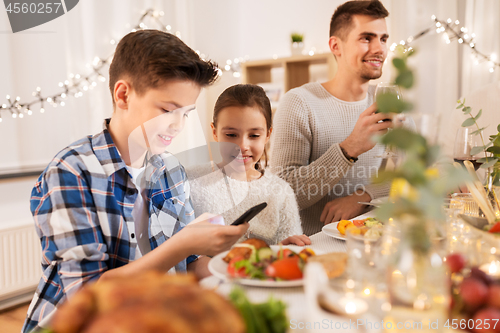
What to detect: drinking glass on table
<box><xmin>453</xmin><ymin>127</ymin><xmax>483</xmax><ymax>171</ymax></box>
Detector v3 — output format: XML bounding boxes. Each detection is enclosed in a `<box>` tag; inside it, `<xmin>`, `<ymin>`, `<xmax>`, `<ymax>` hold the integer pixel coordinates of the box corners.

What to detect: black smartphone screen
<box><xmin>230</xmin><ymin>202</ymin><xmax>268</xmax><ymax>225</ymax></box>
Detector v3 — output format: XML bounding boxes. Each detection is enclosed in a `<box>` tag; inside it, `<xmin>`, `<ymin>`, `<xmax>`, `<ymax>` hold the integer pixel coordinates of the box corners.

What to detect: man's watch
<box><xmin>340</xmin><ymin>146</ymin><xmax>358</xmax><ymax>163</ymax></box>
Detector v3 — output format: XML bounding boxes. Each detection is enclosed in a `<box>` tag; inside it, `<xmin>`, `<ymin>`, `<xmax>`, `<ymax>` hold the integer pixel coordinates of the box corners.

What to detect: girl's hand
<box><xmin>280</xmin><ymin>234</ymin><xmax>311</xmax><ymax>246</ymax></box>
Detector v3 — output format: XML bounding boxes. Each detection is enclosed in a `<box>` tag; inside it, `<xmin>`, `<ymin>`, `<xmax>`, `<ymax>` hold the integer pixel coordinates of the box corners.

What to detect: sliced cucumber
<box><xmin>257</xmin><ymin>247</ymin><xmax>273</xmax><ymax>261</ymax></box>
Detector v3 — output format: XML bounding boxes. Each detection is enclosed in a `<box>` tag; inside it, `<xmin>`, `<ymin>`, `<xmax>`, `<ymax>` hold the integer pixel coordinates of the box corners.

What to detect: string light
<box><xmin>1</xmin><ymin>8</ymin><xmax>207</xmax><ymax>123</ymax></box>
<box><xmin>400</xmin><ymin>15</ymin><xmax>500</xmax><ymax>74</ymax></box>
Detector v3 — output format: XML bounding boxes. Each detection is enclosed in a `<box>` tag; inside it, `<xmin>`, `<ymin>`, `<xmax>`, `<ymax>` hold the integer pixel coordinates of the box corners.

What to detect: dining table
<box><xmin>200</xmin><ymin>231</ymin><xmax>350</xmax><ymax>333</ymax></box>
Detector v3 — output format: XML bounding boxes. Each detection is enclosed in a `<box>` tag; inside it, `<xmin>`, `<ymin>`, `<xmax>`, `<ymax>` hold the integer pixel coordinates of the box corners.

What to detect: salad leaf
<box><xmin>229</xmin><ymin>288</ymin><xmax>288</xmax><ymax>333</ymax></box>
<box><xmin>234</xmin><ymin>259</ymin><xmax>266</xmax><ymax>279</ymax></box>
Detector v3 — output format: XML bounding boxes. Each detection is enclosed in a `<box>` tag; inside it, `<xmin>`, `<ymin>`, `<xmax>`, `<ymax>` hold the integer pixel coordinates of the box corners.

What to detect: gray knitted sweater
<box><xmin>270</xmin><ymin>82</ymin><xmax>389</xmax><ymax>235</ymax></box>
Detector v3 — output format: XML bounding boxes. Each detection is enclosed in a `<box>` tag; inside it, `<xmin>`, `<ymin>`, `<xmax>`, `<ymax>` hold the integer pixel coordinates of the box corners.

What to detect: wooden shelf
<box><xmin>241</xmin><ymin>53</ymin><xmax>337</xmax><ymax>92</ymax></box>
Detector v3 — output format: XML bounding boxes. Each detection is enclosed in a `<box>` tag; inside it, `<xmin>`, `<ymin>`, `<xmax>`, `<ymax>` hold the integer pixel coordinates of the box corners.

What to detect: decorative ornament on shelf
<box><xmin>290</xmin><ymin>32</ymin><xmax>304</xmax><ymax>56</ymax></box>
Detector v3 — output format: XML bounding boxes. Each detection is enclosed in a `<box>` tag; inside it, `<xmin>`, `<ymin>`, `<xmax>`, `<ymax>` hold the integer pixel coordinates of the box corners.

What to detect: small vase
<box><xmin>291</xmin><ymin>41</ymin><xmax>304</xmax><ymax>56</ymax></box>
<box><xmin>384</xmin><ymin>216</ymin><xmax>449</xmax><ymax>332</ymax></box>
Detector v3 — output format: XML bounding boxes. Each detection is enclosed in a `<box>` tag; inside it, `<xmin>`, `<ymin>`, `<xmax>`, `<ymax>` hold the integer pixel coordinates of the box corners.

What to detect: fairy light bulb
<box><xmin>40</xmin><ymin>108</ymin><xmax>45</xmax><ymax>113</ymax></box>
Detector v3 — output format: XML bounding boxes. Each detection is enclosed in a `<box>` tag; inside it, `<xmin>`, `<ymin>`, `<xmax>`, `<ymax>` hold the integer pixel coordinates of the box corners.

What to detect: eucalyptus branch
<box><xmin>456</xmin><ymin>99</ymin><xmax>500</xmax><ymax>171</ymax></box>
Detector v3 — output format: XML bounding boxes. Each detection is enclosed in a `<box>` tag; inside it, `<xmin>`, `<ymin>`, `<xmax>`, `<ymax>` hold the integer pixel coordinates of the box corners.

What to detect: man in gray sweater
<box><xmin>271</xmin><ymin>0</ymin><xmax>393</xmax><ymax>235</ymax></box>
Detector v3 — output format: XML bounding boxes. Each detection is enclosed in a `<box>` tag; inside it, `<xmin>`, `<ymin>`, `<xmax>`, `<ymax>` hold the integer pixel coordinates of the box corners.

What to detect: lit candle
<box><xmin>479</xmin><ymin>261</ymin><xmax>500</xmax><ymax>279</ymax></box>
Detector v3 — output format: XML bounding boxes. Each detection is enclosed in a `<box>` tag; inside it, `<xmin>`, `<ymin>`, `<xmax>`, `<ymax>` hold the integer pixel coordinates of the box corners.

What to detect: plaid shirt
<box><xmin>23</xmin><ymin>121</ymin><xmax>196</xmax><ymax>333</ymax></box>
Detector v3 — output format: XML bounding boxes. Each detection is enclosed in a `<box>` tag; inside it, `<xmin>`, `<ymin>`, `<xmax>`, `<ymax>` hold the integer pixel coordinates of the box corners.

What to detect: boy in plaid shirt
<box><xmin>23</xmin><ymin>30</ymin><xmax>249</xmax><ymax>332</ymax></box>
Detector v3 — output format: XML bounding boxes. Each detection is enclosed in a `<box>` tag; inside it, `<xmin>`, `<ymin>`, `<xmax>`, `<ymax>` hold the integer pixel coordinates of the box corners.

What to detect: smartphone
<box><xmin>231</xmin><ymin>202</ymin><xmax>268</xmax><ymax>226</ymax></box>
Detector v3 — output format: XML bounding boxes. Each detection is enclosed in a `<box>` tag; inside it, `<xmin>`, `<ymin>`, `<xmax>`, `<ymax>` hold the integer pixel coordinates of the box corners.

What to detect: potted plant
<box><xmin>290</xmin><ymin>33</ymin><xmax>304</xmax><ymax>56</ymax></box>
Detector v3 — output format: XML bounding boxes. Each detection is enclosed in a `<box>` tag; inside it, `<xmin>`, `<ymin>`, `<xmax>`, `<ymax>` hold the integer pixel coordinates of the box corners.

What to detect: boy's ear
<box><xmin>114</xmin><ymin>80</ymin><xmax>132</xmax><ymax>111</ymax></box>
<box><xmin>210</xmin><ymin>123</ymin><xmax>218</xmax><ymax>141</ymax></box>
<box><xmin>329</xmin><ymin>36</ymin><xmax>342</xmax><ymax>58</ymax></box>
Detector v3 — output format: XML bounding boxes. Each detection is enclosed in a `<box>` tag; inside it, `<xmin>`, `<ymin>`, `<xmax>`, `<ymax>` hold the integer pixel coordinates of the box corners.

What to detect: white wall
<box><xmin>1</xmin><ymin>0</ymin><xmax>499</xmax><ymax>226</ymax></box>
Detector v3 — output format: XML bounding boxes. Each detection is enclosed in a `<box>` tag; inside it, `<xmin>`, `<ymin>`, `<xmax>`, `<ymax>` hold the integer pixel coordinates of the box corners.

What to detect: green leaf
<box><xmin>381</xmin><ymin>128</ymin><xmax>426</xmax><ymax>150</ymax></box>
<box><xmin>395</xmin><ymin>70</ymin><xmax>414</xmax><ymax>89</ymax></box>
<box><xmin>456</xmin><ymin>104</ymin><xmax>463</xmax><ymax>109</ymax></box>
<box><xmin>497</xmin><ymin>124</ymin><xmax>500</xmax><ymax>132</ymax></box>
<box><xmin>461</xmin><ymin>118</ymin><xmax>476</xmax><ymax>127</ymax></box>
<box><xmin>477</xmin><ymin>157</ymin><xmax>490</xmax><ymax>163</ymax></box>
<box><xmin>462</xmin><ymin>106</ymin><xmax>472</xmax><ymax>114</ymax></box>
<box><xmin>487</xmin><ymin>146</ymin><xmax>500</xmax><ymax>154</ymax></box>
<box><xmin>471</xmin><ymin>127</ymin><xmax>488</xmax><ymax>135</ymax></box>
<box><xmin>475</xmin><ymin>109</ymin><xmax>482</xmax><ymax>120</ymax></box>
<box><xmin>470</xmin><ymin>146</ymin><xmax>485</xmax><ymax>155</ymax></box>
<box><xmin>392</xmin><ymin>58</ymin><xmax>406</xmax><ymax>70</ymax></box>
<box><xmin>480</xmin><ymin>158</ymin><xmax>498</xmax><ymax>169</ymax></box>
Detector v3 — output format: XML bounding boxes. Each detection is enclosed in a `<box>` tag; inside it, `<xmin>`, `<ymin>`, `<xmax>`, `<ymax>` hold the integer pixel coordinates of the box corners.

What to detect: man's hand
<box><xmin>280</xmin><ymin>234</ymin><xmax>311</xmax><ymax>246</ymax></box>
<box><xmin>340</xmin><ymin>103</ymin><xmax>393</xmax><ymax>158</ymax></box>
<box><xmin>320</xmin><ymin>192</ymin><xmax>371</xmax><ymax>225</ymax></box>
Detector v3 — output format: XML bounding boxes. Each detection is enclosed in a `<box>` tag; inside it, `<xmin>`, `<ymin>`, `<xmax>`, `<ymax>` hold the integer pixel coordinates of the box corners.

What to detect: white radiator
<box><xmin>0</xmin><ymin>223</ymin><xmax>41</xmax><ymax>310</ymax></box>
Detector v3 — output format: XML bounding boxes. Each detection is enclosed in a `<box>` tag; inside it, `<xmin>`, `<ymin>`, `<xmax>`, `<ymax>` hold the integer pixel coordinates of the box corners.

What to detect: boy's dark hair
<box><xmin>109</xmin><ymin>30</ymin><xmax>219</xmax><ymax>102</ymax></box>
<box><xmin>329</xmin><ymin>0</ymin><xmax>389</xmax><ymax>40</ymax></box>
<box><xmin>213</xmin><ymin>84</ymin><xmax>272</xmax><ymax>171</ymax></box>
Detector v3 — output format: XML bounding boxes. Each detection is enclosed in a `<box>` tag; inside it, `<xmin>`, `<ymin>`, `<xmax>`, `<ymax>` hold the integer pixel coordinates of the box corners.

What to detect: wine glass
<box><xmin>453</xmin><ymin>127</ymin><xmax>483</xmax><ymax>171</ymax></box>
<box><xmin>374</xmin><ymin>83</ymin><xmax>405</xmax><ymax>124</ymax></box>
<box><xmin>374</xmin><ymin>83</ymin><xmax>404</xmax><ymax>167</ymax></box>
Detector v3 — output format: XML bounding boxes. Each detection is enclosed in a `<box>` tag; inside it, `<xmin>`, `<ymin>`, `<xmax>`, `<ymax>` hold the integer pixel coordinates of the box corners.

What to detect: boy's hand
<box><xmin>280</xmin><ymin>234</ymin><xmax>311</xmax><ymax>246</ymax></box>
<box><xmin>181</xmin><ymin>214</ymin><xmax>249</xmax><ymax>256</ymax></box>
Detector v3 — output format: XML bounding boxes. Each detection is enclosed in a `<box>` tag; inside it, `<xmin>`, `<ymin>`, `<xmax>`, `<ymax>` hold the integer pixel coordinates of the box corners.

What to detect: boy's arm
<box><xmin>187</xmin><ymin>256</ymin><xmax>212</xmax><ymax>280</ymax></box>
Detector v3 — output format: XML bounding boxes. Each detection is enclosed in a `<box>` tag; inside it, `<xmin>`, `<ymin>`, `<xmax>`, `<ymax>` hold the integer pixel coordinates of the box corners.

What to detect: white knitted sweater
<box><xmin>270</xmin><ymin>82</ymin><xmax>391</xmax><ymax>235</ymax></box>
<box><xmin>186</xmin><ymin>163</ymin><xmax>303</xmax><ymax>244</ymax></box>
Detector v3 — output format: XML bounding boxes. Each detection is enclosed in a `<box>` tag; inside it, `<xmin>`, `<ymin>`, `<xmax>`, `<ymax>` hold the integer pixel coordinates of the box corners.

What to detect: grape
<box><xmin>487</xmin><ymin>284</ymin><xmax>500</xmax><ymax>309</ymax></box>
<box><xmin>460</xmin><ymin>277</ymin><xmax>489</xmax><ymax>309</ymax></box>
<box><xmin>446</xmin><ymin>253</ymin><xmax>466</xmax><ymax>273</ymax></box>
<box><xmin>471</xmin><ymin>267</ymin><xmax>493</xmax><ymax>285</ymax></box>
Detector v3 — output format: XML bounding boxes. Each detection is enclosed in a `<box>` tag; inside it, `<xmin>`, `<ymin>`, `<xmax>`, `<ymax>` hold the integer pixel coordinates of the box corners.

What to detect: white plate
<box><xmin>370</xmin><ymin>197</ymin><xmax>389</xmax><ymax>205</ymax></box>
<box><xmin>321</xmin><ymin>212</ymin><xmax>377</xmax><ymax>241</ymax></box>
<box><xmin>208</xmin><ymin>245</ymin><xmax>315</xmax><ymax>287</ymax></box>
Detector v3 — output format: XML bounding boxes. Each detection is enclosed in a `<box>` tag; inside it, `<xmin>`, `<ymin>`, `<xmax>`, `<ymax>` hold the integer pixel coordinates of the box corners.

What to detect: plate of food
<box><xmin>322</xmin><ymin>214</ymin><xmax>383</xmax><ymax>241</ymax></box>
<box><xmin>208</xmin><ymin>238</ymin><xmax>318</xmax><ymax>287</ymax></box>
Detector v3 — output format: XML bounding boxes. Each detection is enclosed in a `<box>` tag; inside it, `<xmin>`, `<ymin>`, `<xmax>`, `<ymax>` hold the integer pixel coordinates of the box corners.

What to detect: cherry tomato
<box><xmin>227</xmin><ymin>256</ymin><xmax>248</xmax><ymax>278</ymax></box>
<box><xmin>277</xmin><ymin>248</ymin><xmax>296</xmax><ymax>259</ymax></box>
<box><xmin>352</xmin><ymin>220</ymin><xmax>365</xmax><ymax>227</ymax></box>
<box><xmin>265</xmin><ymin>257</ymin><xmax>303</xmax><ymax>280</ymax></box>
<box><xmin>489</xmin><ymin>222</ymin><xmax>500</xmax><ymax>234</ymax></box>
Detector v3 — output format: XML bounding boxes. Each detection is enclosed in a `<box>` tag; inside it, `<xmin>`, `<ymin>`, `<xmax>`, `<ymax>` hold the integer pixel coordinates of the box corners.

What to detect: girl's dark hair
<box><xmin>213</xmin><ymin>84</ymin><xmax>272</xmax><ymax>171</ymax></box>
<box><xmin>109</xmin><ymin>30</ymin><xmax>219</xmax><ymax>103</ymax></box>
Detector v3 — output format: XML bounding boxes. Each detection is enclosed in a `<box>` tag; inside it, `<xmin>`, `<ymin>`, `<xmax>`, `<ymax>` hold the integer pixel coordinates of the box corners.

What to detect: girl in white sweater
<box><xmin>187</xmin><ymin>84</ymin><xmax>310</xmax><ymax>246</ymax></box>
